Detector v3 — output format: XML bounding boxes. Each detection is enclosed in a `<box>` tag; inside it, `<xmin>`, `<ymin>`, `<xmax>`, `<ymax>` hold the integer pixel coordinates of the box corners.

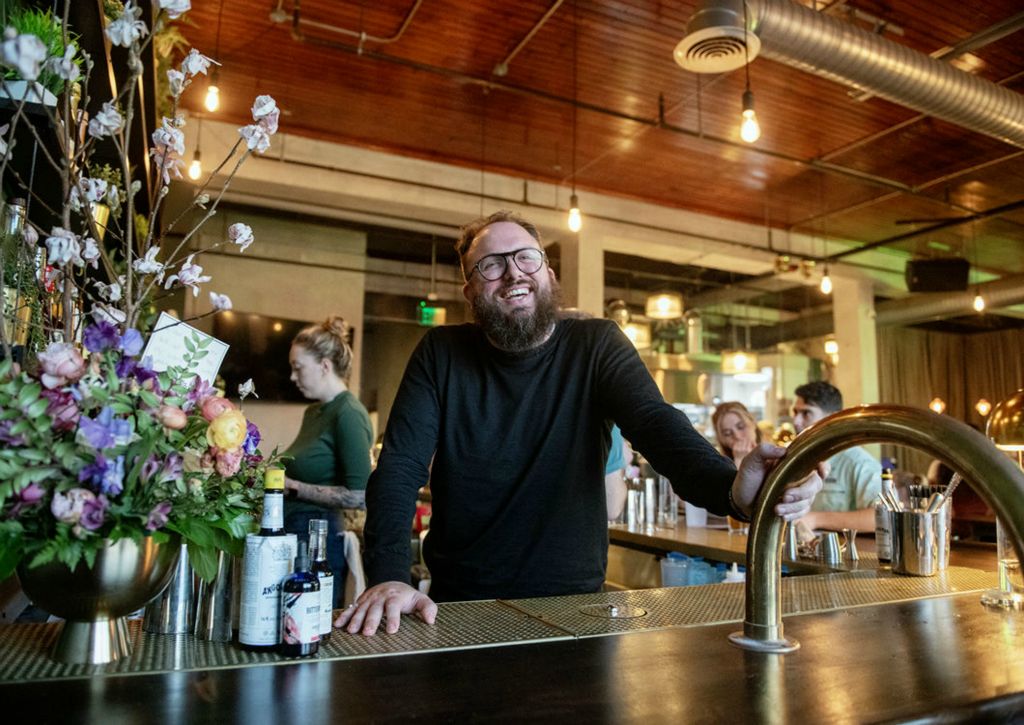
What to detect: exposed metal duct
<box><xmin>751</xmin><ymin>274</ymin><xmax>1024</xmax><ymax>347</ymax></box>
<box><xmin>676</xmin><ymin>0</ymin><xmax>1024</xmax><ymax>148</ymax></box>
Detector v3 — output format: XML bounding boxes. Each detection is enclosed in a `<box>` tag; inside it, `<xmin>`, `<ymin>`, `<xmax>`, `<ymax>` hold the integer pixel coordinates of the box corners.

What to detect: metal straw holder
<box><xmin>194</xmin><ymin>551</ymin><xmax>238</xmax><ymax>642</ymax></box>
<box><xmin>143</xmin><ymin>542</ymin><xmax>194</xmax><ymax>633</ymax></box>
<box><xmin>891</xmin><ymin>510</ymin><xmax>948</xmax><ymax>576</ymax></box>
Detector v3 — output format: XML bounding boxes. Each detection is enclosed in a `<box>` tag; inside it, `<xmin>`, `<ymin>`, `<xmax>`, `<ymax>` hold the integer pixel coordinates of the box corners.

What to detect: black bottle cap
<box><xmin>295</xmin><ymin>540</ymin><xmax>309</xmax><ymax>572</ymax></box>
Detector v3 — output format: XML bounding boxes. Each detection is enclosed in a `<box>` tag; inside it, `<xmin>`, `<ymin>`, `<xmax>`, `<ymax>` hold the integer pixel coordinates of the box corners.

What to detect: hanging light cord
<box><xmin>571</xmin><ymin>0</ymin><xmax>578</xmax><ymax>197</ymax></box>
<box><xmin>742</xmin><ymin>0</ymin><xmax>751</xmax><ymax>92</ymax></box>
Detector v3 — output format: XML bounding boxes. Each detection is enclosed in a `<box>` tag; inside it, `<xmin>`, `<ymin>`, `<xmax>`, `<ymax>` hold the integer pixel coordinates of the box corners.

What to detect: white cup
<box><xmin>684</xmin><ymin>501</ymin><xmax>707</xmax><ymax>527</ymax></box>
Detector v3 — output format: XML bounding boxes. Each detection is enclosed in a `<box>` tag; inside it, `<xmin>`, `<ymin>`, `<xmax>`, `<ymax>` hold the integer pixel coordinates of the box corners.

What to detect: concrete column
<box><xmin>558</xmin><ymin>232</ymin><xmax>604</xmax><ymax>316</ymax></box>
<box><xmin>832</xmin><ymin>276</ymin><xmax>879</xmax><ymax>406</ymax></box>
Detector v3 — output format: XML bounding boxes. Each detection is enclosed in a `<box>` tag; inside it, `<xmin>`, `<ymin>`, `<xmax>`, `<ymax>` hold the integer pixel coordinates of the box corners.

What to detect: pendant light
<box><xmin>567</xmin><ymin>0</ymin><xmax>582</xmax><ymax>232</ymax></box>
<box><xmin>929</xmin><ymin>397</ymin><xmax>946</xmax><ymax>414</ymax></box>
<box><xmin>738</xmin><ymin>3</ymin><xmax>760</xmax><ymax>144</ymax></box>
<box><xmin>645</xmin><ymin>291</ymin><xmax>683</xmax><ymax>320</ymax></box>
<box><xmin>975</xmin><ymin>398</ymin><xmax>992</xmax><ymax>417</ymax></box>
<box><xmin>204</xmin><ymin>1</ymin><xmax>225</xmax><ymax>112</ymax></box>
<box><xmin>820</xmin><ymin>264</ymin><xmax>833</xmax><ymax>295</ymax></box>
<box><xmin>188</xmin><ymin>116</ymin><xmax>203</xmax><ymax>180</ymax></box>
<box><xmin>973</xmin><ymin>292</ymin><xmax>986</xmax><ymax>312</ymax></box>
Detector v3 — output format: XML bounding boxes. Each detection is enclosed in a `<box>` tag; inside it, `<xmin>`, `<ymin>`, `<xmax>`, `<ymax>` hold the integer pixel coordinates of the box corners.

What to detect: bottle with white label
<box><xmin>874</xmin><ymin>468</ymin><xmax>894</xmax><ymax>563</ymax></box>
<box><xmin>308</xmin><ymin>519</ymin><xmax>334</xmax><ymax>642</ymax></box>
<box><xmin>239</xmin><ymin>468</ymin><xmax>296</xmax><ymax>650</ymax></box>
<box><xmin>280</xmin><ymin>540</ymin><xmax>320</xmax><ymax>657</ymax></box>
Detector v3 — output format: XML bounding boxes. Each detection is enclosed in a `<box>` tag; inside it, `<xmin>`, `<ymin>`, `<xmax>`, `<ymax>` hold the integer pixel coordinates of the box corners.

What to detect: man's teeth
<box><xmin>504</xmin><ymin>288</ymin><xmax>529</xmax><ymax>298</ymax></box>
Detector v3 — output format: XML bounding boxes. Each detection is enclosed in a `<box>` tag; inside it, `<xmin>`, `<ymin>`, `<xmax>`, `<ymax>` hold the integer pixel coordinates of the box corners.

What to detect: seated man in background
<box><xmin>792</xmin><ymin>381</ymin><xmax>880</xmax><ymax>534</ymax></box>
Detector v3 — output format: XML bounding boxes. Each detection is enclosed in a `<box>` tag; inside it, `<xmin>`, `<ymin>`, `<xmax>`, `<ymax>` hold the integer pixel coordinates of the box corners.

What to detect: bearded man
<box><xmin>342</xmin><ymin>210</ymin><xmax>822</xmax><ymax>636</ymax></box>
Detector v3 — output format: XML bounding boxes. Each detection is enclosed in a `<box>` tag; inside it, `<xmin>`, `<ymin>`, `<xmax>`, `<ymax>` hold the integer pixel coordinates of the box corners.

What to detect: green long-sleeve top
<box><xmin>284</xmin><ymin>390</ymin><xmax>374</xmax><ymax>517</ymax></box>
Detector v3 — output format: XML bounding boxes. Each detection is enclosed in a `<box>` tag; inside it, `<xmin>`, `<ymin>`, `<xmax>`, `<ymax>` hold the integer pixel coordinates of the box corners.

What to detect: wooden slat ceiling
<box><xmin>179</xmin><ymin>0</ymin><xmax>1024</xmax><ymax>323</ymax></box>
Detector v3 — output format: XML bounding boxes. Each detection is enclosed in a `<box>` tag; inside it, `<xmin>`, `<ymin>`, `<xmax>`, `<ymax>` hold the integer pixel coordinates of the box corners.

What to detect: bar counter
<box><xmin>2</xmin><ymin>567</ymin><xmax>1023</xmax><ymax>722</ymax></box>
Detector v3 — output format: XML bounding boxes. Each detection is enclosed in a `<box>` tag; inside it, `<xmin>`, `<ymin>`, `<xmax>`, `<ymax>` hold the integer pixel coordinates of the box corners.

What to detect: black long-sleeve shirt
<box><xmin>364</xmin><ymin>318</ymin><xmax>736</xmax><ymax>601</ymax></box>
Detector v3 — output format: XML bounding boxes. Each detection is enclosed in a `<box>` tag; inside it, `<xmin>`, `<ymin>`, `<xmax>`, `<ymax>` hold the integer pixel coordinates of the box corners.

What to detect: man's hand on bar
<box><xmin>335</xmin><ymin>581</ymin><xmax>437</xmax><ymax>636</ymax></box>
<box><xmin>732</xmin><ymin>443</ymin><xmax>827</xmax><ymax>521</ymax></box>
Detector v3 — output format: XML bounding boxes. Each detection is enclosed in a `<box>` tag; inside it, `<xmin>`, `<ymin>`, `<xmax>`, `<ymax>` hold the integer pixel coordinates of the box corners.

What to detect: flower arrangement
<box><xmin>0</xmin><ymin>0</ymin><xmax>284</xmax><ymax>581</ymax></box>
<box><xmin>0</xmin><ymin>321</ymin><xmax>272</xmax><ymax>581</ymax></box>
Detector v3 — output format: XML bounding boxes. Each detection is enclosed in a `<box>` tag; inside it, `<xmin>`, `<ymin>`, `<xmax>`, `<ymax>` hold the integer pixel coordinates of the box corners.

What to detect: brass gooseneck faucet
<box><xmin>729</xmin><ymin>405</ymin><xmax>1024</xmax><ymax>653</ymax></box>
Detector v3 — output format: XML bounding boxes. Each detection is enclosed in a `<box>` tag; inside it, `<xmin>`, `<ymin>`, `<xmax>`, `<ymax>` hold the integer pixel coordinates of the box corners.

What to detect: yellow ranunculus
<box><xmin>207</xmin><ymin>409</ymin><xmax>248</xmax><ymax>451</ymax></box>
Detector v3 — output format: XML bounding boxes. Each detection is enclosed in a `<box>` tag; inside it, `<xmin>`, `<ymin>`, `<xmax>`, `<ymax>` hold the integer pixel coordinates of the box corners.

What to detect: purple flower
<box><xmin>183</xmin><ymin>376</ymin><xmax>217</xmax><ymax>412</ymax></box>
<box><xmin>79</xmin><ymin>495</ymin><xmax>109</xmax><ymax>531</ymax></box>
<box><xmin>145</xmin><ymin>501</ymin><xmax>172</xmax><ymax>531</ymax></box>
<box><xmin>41</xmin><ymin>388</ymin><xmax>80</xmax><ymax>432</ymax></box>
<box><xmin>90</xmin><ymin>455</ymin><xmax>125</xmax><ymax>496</ymax></box>
<box><xmin>140</xmin><ymin>454</ymin><xmax>161</xmax><ymax>483</ymax></box>
<box><xmin>160</xmin><ymin>452</ymin><xmax>183</xmax><ymax>483</ymax></box>
<box><xmin>83</xmin><ymin>321</ymin><xmax>121</xmax><ymax>353</ymax></box>
<box><xmin>134</xmin><ymin>357</ymin><xmax>159</xmax><ymax>386</ymax></box>
<box><xmin>77</xmin><ymin>406</ymin><xmax>133</xmax><ymax>450</ymax></box>
<box><xmin>242</xmin><ymin>422</ymin><xmax>261</xmax><ymax>455</ymax></box>
<box><xmin>51</xmin><ymin>487</ymin><xmax>94</xmax><ymax>523</ymax></box>
<box><xmin>120</xmin><ymin>328</ymin><xmax>144</xmax><ymax>357</ymax></box>
<box><xmin>7</xmin><ymin>482</ymin><xmax>46</xmax><ymax>518</ymax></box>
<box><xmin>79</xmin><ymin>454</ymin><xmax>125</xmax><ymax>496</ymax></box>
<box><xmin>0</xmin><ymin>419</ymin><xmax>27</xmax><ymax>445</ymax></box>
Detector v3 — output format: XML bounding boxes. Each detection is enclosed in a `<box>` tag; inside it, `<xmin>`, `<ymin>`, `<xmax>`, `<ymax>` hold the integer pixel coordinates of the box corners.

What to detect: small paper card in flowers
<box><xmin>142</xmin><ymin>311</ymin><xmax>229</xmax><ymax>384</ymax></box>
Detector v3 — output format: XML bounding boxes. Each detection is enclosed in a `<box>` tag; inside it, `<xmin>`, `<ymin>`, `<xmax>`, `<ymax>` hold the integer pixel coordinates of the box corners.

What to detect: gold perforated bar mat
<box><xmin>0</xmin><ymin>567</ymin><xmax>996</xmax><ymax>683</ymax></box>
<box><xmin>504</xmin><ymin>566</ymin><xmax>996</xmax><ymax>637</ymax></box>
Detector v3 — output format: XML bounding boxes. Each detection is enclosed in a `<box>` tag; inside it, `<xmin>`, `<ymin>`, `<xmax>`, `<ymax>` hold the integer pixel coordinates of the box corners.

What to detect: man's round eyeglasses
<box><xmin>467</xmin><ymin>247</ymin><xmax>547</xmax><ymax>281</ymax></box>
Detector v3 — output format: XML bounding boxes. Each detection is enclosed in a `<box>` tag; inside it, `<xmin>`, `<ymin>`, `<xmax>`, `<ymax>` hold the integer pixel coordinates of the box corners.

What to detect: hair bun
<box><xmin>324</xmin><ymin>315</ymin><xmax>349</xmax><ymax>338</ymax></box>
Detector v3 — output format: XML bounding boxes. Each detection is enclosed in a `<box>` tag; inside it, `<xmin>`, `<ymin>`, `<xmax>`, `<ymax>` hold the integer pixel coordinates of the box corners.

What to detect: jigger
<box><xmin>842</xmin><ymin>529</ymin><xmax>859</xmax><ymax>562</ymax></box>
<box><xmin>818</xmin><ymin>531</ymin><xmax>842</xmax><ymax>567</ymax></box>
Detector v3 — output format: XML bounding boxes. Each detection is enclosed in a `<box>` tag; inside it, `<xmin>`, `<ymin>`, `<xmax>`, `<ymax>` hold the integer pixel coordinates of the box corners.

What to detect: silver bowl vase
<box><xmin>17</xmin><ymin>536</ymin><xmax>181</xmax><ymax>664</ymax></box>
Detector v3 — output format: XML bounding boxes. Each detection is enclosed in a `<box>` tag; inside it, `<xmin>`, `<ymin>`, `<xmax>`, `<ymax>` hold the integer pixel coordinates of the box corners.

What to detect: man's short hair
<box><xmin>795</xmin><ymin>381</ymin><xmax>843</xmax><ymax>413</ymax></box>
<box><xmin>455</xmin><ymin>210</ymin><xmax>542</xmax><ymax>268</ymax></box>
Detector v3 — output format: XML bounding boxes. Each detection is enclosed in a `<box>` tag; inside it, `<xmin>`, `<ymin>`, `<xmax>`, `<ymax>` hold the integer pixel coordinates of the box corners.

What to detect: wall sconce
<box><xmin>975</xmin><ymin>398</ymin><xmax>992</xmax><ymax>417</ymax></box>
<box><xmin>622</xmin><ymin>322</ymin><xmax>651</xmax><ymax>349</ymax></box>
<box><xmin>721</xmin><ymin>350</ymin><xmax>758</xmax><ymax>375</ymax></box>
<box><xmin>929</xmin><ymin>397</ymin><xmax>946</xmax><ymax>414</ymax></box>
<box><xmin>645</xmin><ymin>292</ymin><xmax>683</xmax><ymax>320</ymax></box>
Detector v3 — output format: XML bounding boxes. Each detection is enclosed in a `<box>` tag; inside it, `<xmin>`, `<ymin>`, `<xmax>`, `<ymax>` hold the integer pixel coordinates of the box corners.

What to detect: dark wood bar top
<box><xmin>3</xmin><ymin>591</ymin><xmax>1023</xmax><ymax>723</ymax></box>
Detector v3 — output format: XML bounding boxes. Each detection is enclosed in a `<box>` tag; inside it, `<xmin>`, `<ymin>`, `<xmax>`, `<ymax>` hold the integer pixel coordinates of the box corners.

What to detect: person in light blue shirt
<box><xmin>605</xmin><ymin>424</ymin><xmax>627</xmax><ymax>519</ymax></box>
<box><xmin>792</xmin><ymin>381</ymin><xmax>880</xmax><ymax>533</ymax></box>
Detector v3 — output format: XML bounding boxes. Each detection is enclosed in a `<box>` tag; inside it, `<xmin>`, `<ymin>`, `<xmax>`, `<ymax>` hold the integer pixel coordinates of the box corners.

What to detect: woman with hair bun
<box><xmin>284</xmin><ymin>315</ymin><xmax>374</xmax><ymax>608</ymax></box>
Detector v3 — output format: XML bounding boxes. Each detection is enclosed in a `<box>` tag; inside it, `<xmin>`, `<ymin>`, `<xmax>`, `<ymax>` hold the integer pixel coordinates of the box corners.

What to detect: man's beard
<box><xmin>472</xmin><ymin>277</ymin><xmax>562</xmax><ymax>352</ymax></box>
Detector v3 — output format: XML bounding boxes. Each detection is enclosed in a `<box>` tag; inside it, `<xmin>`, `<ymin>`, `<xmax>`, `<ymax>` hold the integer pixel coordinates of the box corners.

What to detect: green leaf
<box><xmin>187</xmin><ymin>541</ymin><xmax>219</xmax><ymax>582</ymax></box>
<box><xmin>0</xmin><ymin>536</ymin><xmax>23</xmax><ymax>581</ymax></box>
<box><xmin>184</xmin><ymin>336</ymin><xmax>196</xmax><ymax>353</ymax></box>
<box><xmin>16</xmin><ymin>381</ymin><xmax>41</xmax><ymax>408</ymax></box>
<box><xmin>28</xmin><ymin>545</ymin><xmax>57</xmax><ymax>568</ymax></box>
<box><xmin>26</xmin><ymin>397</ymin><xmax>49</xmax><ymax>418</ymax></box>
<box><xmin>193</xmin><ymin>350</ymin><xmax>209</xmax><ymax>360</ymax></box>
<box><xmin>83</xmin><ymin>546</ymin><xmax>97</xmax><ymax>570</ymax></box>
<box><xmin>139</xmin><ymin>390</ymin><xmax>160</xmax><ymax>408</ymax></box>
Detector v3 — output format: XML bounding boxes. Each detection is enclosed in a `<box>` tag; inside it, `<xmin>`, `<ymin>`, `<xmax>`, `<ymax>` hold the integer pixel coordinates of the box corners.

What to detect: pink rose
<box><xmin>37</xmin><ymin>342</ymin><xmax>86</xmax><ymax>389</ymax></box>
<box><xmin>157</xmin><ymin>405</ymin><xmax>187</xmax><ymax>430</ymax></box>
<box><xmin>50</xmin><ymin>487</ymin><xmax>95</xmax><ymax>524</ymax></box>
<box><xmin>215</xmin><ymin>447</ymin><xmax>243</xmax><ymax>477</ymax></box>
<box><xmin>200</xmin><ymin>395</ymin><xmax>235</xmax><ymax>422</ymax></box>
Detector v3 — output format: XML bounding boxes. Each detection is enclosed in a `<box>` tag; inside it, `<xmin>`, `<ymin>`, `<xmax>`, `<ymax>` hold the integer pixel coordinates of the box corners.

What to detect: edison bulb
<box><xmin>187</xmin><ymin>156</ymin><xmax>202</xmax><ymax>180</ymax></box>
<box><xmin>204</xmin><ymin>84</ymin><xmax>220</xmax><ymax>113</ymax></box>
<box><xmin>973</xmin><ymin>293</ymin><xmax>985</xmax><ymax>312</ymax></box>
<box><xmin>820</xmin><ymin>273</ymin><xmax>833</xmax><ymax>295</ymax></box>
<box><xmin>740</xmin><ymin>108</ymin><xmax>761</xmax><ymax>143</ymax></box>
<box><xmin>567</xmin><ymin>193</ymin><xmax>582</xmax><ymax>232</ymax></box>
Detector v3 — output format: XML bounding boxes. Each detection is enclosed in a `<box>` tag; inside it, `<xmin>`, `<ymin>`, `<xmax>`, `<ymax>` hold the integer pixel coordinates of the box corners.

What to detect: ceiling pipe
<box><xmin>750</xmin><ymin>274</ymin><xmax>1024</xmax><ymax>347</ymax></box>
<box><xmin>676</xmin><ymin>0</ymin><xmax>1024</xmax><ymax>148</ymax></box>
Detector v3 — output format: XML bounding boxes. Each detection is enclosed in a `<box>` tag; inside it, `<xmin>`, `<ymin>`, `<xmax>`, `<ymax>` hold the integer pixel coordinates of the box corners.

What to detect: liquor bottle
<box><xmin>308</xmin><ymin>519</ymin><xmax>334</xmax><ymax>642</ymax></box>
<box><xmin>239</xmin><ymin>468</ymin><xmax>297</xmax><ymax>650</ymax></box>
<box><xmin>874</xmin><ymin>468</ymin><xmax>894</xmax><ymax>563</ymax></box>
<box><xmin>280</xmin><ymin>540</ymin><xmax>320</xmax><ymax>657</ymax></box>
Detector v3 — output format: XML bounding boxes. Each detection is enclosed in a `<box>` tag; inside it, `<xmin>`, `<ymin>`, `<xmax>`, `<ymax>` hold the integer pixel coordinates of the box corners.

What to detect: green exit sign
<box><xmin>418</xmin><ymin>302</ymin><xmax>446</xmax><ymax>327</ymax></box>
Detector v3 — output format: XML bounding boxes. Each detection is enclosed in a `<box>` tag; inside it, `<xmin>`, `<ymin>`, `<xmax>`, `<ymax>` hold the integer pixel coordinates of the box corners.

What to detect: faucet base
<box><xmin>728</xmin><ymin>630</ymin><xmax>800</xmax><ymax>653</ymax></box>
